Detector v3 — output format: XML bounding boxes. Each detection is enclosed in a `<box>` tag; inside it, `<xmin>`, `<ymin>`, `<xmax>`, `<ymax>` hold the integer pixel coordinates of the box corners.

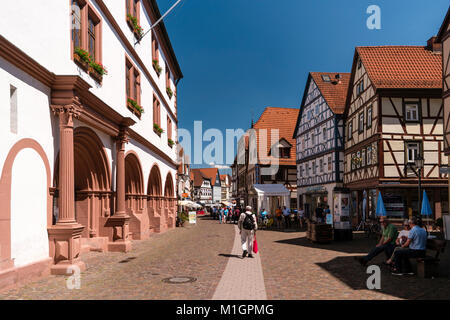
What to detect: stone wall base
<box><xmin>0</xmin><ymin>257</ymin><xmax>52</xmax><ymax>292</ymax></box>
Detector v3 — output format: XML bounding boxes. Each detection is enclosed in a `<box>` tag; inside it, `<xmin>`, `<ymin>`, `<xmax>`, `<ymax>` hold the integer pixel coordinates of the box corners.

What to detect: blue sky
<box><xmin>157</xmin><ymin>0</ymin><xmax>449</xmax><ymax>170</ymax></box>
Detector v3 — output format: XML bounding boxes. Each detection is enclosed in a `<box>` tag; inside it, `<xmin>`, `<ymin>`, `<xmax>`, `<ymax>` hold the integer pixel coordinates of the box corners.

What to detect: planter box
<box><xmin>127</xmin><ymin>100</ymin><xmax>142</xmax><ymax>118</ymax></box>
<box><xmin>74</xmin><ymin>53</ymin><xmax>89</xmax><ymax>71</ymax></box>
<box><xmin>88</xmin><ymin>66</ymin><xmax>103</xmax><ymax>83</ymax></box>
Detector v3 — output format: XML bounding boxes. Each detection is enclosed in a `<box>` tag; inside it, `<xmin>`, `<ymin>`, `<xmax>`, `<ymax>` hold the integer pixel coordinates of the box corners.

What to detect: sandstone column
<box><xmin>48</xmin><ymin>102</ymin><xmax>86</xmax><ymax>275</ymax></box>
<box><xmin>107</xmin><ymin>121</ymin><xmax>134</xmax><ymax>252</ymax></box>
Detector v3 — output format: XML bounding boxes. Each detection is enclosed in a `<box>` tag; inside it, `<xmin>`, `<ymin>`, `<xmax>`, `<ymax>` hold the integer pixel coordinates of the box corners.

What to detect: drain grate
<box><xmin>162</xmin><ymin>277</ymin><xmax>197</xmax><ymax>284</ymax></box>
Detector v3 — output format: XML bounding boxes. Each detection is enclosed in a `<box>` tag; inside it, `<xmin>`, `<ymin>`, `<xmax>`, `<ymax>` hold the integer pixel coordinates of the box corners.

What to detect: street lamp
<box><xmin>415</xmin><ymin>155</ymin><xmax>424</xmax><ymax>216</ymax></box>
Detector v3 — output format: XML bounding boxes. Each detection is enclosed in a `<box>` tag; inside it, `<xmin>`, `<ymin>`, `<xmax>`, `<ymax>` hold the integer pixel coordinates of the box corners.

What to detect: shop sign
<box><xmin>306</xmin><ymin>186</ymin><xmax>326</xmax><ymax>193</ymax></box>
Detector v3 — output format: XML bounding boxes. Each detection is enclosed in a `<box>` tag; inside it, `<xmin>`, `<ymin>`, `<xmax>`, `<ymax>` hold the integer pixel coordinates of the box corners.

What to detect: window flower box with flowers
<box><xmin>127</xmin><ymin>98</ymin><xmax>144</xmax><ymax>118</ymax></box>
<box><xmin>153</xmin><ymin>123</ymin><xmax>164</xmax><ymax>136</ymax></box>
<box><xmin>74</xmin><ymin>47</ymin><xmax>90</xmax><ymax>71</ymax></box>
<box><xmin>166</xmin><ymin>87</ymin><xmax>173</xmax><ymax>99</ymax></box>
<box><xmin>126</xmin><ymin>14</ymin><xmax>144</xmax><ymax>40</ymax></box>
<box><xmin>89</xmin><ymin>61</ymin><xmax>108</xmax><ymax>83</ymax></box>
<box><xmin>152</xmin><ymin>59</ymin><xmax>162</xmax><ymax>76</ymax></box>
<box><xmin>73</xmin><ymin>47</ymin><xmax>107</xmax><ymax>83</ymax></box>
<box><xmin>168</xmin><ymin>138</ymin><xmax>175</xmax><ymax>148</ymax></box>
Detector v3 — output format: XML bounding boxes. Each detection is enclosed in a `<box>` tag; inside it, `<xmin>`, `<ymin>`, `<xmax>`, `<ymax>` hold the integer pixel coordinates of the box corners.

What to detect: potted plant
<box><xmin>152</xmin><ymin>59</ymin><xmax>162</xmax><ymax>75</ymax></box>
<box><xmin>168</xmin><ymin>138</ymin><xmax>175</xmax><ymax>147</ymax></box>
<box><xmin>126</xmin><ymin>14</ymin><xmax>144</xmax><ymax>39</ymax></box>
<box><xmin>74</xmin><ymin>47</ymin><xmax>90</xmax><ymax>70</ymax></box>
<box><xmin>166</xmin><ymin>87</ymin><xmax>173</xmax><ymax>99</ymax></box>
<box><xmin>127</xmin><ymin>97</ymin><xmax>144</xmax><ymax>116</ymax></box>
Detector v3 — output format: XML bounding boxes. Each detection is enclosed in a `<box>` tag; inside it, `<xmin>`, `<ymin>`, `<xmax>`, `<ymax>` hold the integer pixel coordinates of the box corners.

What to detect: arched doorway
<box><xmin>147</xmin><ymin>164</ymin><xmax>163</xmax><ymax>233</ymax></box>
<box><xmin>164</xmin><ymin>172</ymin><xmax>175</xmax><ymax>229</ymax></box>
<box><xmin>54</xmin><ymin>127</ymin><xmax>111</xmax><ymax>250</ymax></box>
<box><xmin>0</xmin><ymin>139</ymin><xmax>52</xmax><ymax>272</ymax></box>
<box><xmin>125</xmin><ymin>152</ymin><xmax>148</xmax><ymax>239</ymax></box>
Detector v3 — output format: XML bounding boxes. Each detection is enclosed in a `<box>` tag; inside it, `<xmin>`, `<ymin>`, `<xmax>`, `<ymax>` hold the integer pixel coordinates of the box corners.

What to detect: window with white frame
<box><xmin>367</xmin><ymin>106</ymin><xmax>372</xmax><ymax>128</ymax></box>
<box><xmin>405</xmin><ymin>103</ymin><xmax>419</xmax><ymax>122</ymax></box>
<box><xmin>312</xmin><ymin>160</ymin><xmax>316</xmax><ymax>174</ymax></box>
<box><xmin>359</xmin><ymin>112</ymin><xmax>364</xmax><ymax>133</ymax></box>
<box><xmin>347</xmin><ymin>121</ymin><xmax>353</xmax><ymax>141</ymax></box>
<box><xmin>367</xmin><ymin>146</ymin><xmax>372</xmax><ymax>165</ymax></box>
<box><xmin>406</xmin><ymin>142</ymin><xmax>421</xmax><ymax>163</ymax></box>
<box><xmin>356</xmin><ymin>151</ymin><xmax>361</xmax><ymax>169</ymax></box>
<box><xmin>323</xmin><ymin>127</ymin><xmax>327</xmax><ymax>140</ymax></box>
<box><xmin>320</xmin><ymin>159</ymin><xmax>323</xmax><ymax>173</ymax></box>
<box><xmin>328</xmin><ymin>156</ymin><xmax>332</xmax><ymax>171</ymax></box>
<box><xmin>362</xmin><ymin>149</ymin><xmax>366</xmax><ymax>167</ymax></box>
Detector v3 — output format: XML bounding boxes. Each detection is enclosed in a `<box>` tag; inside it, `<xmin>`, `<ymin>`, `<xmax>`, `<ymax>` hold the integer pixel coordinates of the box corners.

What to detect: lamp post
<box><xmin>415</xmin><ymin>155</ymin><xmax>424</xmax><ymax>216</ymax></box>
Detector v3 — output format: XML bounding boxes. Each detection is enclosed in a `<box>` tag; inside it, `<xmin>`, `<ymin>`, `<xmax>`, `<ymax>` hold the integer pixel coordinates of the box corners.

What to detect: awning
<box><xmin>251</xmin><ymin>184</ymin><xmax>290</xmax><ymax>196</ymax></box>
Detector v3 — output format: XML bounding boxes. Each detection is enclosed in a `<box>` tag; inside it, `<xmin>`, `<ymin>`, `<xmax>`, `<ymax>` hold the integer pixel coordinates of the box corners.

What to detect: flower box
<box><xmin>73</xmin><ymin>48</ymin><xmax>90</xmax><ymax>71</ymax></box>
<box><xmin>127</xmin><ymin>14</ymin><xmax>144</xmax><ymax>40</ymax></box>
<box><xmin>166</xmin><ymin>87</ymin><xmax>173</xmax><ymax>99</ymax></box>
<box><xmin>153</xmin><ymin>123</ymin><xmax>164</xmax><ymax>136</ymax></box>
<box><xmin>127</xmin><ymin>98</ymin><xmax>144</xmax><ymax>118</ymax></box>
<box><xmin>168</xmin><ymin>139</ymin><xmax>175</xmax><ymax>147</ymax></box>
<box><xmin>152</xmin><ymin>59</ymin><xmax>162</xmax><ymax>76</ymax></box>
<box><xmin>89</xmin><ymin>66</ymin><xmax>103</xmax><ymax>83</ymax></box>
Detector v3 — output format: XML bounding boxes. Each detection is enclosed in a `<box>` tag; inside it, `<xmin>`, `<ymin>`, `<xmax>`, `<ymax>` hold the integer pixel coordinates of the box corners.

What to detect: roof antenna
<box><xmin>250</xmin><ymin>108</ymin><xmax>254</xmax><ymax>128</ymax></box>
<box><xmin>135</xmin><ymin>0</ymin><xmax>183</xmax><ymax>45</ymax></box>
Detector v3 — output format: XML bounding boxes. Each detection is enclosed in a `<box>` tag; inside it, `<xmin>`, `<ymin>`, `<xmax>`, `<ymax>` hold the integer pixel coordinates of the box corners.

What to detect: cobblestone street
<box><xmin>1</xmin><ymin>216</ymin><xmax>450</xmax><ymax>300</ymax></box>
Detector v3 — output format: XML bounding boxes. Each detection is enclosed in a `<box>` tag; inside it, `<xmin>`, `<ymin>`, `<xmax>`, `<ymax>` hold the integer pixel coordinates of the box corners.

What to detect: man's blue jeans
<box><xmin>219</xmin><ymin>214</ymin><xmax>222</xmax><ymax>224</ymax></box>
<box><xmin>363</xmin><ymin>242</ymin><xmax>395</xmax><ymax>263</ymax></box>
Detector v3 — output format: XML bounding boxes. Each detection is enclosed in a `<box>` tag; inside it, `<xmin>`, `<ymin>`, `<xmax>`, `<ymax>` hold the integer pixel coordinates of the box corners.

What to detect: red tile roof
<box><xmin>252</xmin><ymin>107</ymin><xmax>299</xmax><ymax>166</ymax></box>
<box><xmin>357</xmin><ymin>46</ymin><xmax>442</xmax><ymax>89</ymax></box>
<box><xmin>191</xmin><ymin>168</ymin><xmax>219</xmax><ymax>187</ymax></box>
<box><xmin>310</xmin><ymin>72</ymin><xmax>350</xmax><ymax>114</ymax></box>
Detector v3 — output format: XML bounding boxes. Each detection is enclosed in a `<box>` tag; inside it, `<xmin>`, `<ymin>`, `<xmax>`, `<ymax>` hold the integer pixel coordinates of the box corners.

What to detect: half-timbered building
<box><xmin>237</xmin><ymin>107</ymin><xmax>298</xmax><ymax>211</ymax></box>
<box><xmin>293</xmin><ymin>72</ymin><xmax>349</xmax><ymax>219</ymax></box>
<box><xmin>437</xmin><ymin>7</ymin><xmax>450</xmax><ymax>204</ymax></box>
<box><xmin>344</xmin><ymin>41</ymin><xmax>448</xmax><ymax>226</ymax></box>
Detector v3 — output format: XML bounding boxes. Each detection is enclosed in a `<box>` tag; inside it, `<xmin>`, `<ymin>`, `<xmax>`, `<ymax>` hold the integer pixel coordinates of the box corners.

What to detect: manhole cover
<box><xmin>162</xmin><ymin>277</ymin><xmax>197</xmax><ymax>284</ymax></box>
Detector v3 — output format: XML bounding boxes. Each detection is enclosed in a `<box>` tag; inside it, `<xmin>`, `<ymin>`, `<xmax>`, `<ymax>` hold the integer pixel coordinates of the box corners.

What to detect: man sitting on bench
<box><xmin>356</xmin><ymin>216</ymin><xmax>398</xmax><ymax>267</ymax></box>
<box><xmin>391</xmin><ymin>216</ymin><xmax>427</xmax><ymax>276</ymax></box>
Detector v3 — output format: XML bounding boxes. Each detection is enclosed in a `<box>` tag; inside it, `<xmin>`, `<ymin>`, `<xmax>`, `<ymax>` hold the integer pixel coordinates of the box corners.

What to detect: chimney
<box><xmin>427</xmin><ymin>36</ymin><xmax>442</xmax><ymax>52</ymax></box>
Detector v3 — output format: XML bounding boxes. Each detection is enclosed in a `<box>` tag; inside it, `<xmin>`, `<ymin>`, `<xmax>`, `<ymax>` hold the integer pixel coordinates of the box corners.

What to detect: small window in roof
<box><xmin>321</xmin><ymin>75</ymin><xmax>331</xmax><ymax>82</ymax></box>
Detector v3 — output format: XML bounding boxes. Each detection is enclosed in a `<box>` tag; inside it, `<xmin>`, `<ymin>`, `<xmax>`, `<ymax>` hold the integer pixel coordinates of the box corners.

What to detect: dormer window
<box><xmin>321</xmin><ymin>74</ymin><xmax>331</xmax><ymax>82</ymax></box>
<box><xmin>280</xmin><ymin>147</ymin><xmax>290</xmax><ymax>158</ymax></box>
<box><xmin>271</xmin><ymin>139</ymin><xmax>292</xmax><ymax>159</ymax></box>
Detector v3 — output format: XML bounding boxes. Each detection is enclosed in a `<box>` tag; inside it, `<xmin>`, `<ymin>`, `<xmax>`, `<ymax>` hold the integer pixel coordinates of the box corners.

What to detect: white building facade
<box><xmin>0</xmin><ymin>0</ymin><xmax>182</xmax><ymax>287</ymax></box>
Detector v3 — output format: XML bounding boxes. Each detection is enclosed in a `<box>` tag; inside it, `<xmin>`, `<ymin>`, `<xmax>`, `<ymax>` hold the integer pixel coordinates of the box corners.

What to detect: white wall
<box><xmin>10</xmin><ymin>149</ymin><xmax>49</xmax><ymax>267</ymax></box>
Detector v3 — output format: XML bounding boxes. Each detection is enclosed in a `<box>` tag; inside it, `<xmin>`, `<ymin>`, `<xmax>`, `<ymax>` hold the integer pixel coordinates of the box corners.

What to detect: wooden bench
<box><xmin>416</xmin><ymin>239</ymin><xmax>446</xmax><ymax>278</ymax></box>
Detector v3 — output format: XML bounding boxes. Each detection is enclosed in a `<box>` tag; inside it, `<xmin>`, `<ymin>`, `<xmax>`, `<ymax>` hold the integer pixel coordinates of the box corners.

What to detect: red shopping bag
<box><xmin>253</xmin><ymin>236</ymin><xmax>258</xmax><ymax>254</ymax></box>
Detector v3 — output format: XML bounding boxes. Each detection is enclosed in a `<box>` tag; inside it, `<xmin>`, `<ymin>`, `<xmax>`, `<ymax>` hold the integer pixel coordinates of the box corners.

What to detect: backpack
<box><xmin>243</xmin><ymin>213</ymin><xmax>255</xmax><ymax>230</ymax></box>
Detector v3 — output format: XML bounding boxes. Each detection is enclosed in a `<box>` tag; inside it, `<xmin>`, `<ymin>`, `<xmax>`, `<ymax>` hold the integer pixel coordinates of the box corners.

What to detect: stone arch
<box><xmin>125</xmin><ymin>151</ymin><xmax>144</xmax><ymax>213</ymax></box>
<box><xmin>164</xmin><ymin>172</ymin><xmax>176</xmax><ymax>229</ymax></box>
<box><xmin>54</xmin><ymin>127</ymin><xmax>112</xmax><ymax>242</ymax></box>
<box><xmin>147</xmin><ymin>164</ymin><xmax>163</xmax><ymax>233</ymax></box>
<box><xmin>0</xmin><ymin>139</ymin><xmax>52</xmax><ymax>269</ymax></box>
